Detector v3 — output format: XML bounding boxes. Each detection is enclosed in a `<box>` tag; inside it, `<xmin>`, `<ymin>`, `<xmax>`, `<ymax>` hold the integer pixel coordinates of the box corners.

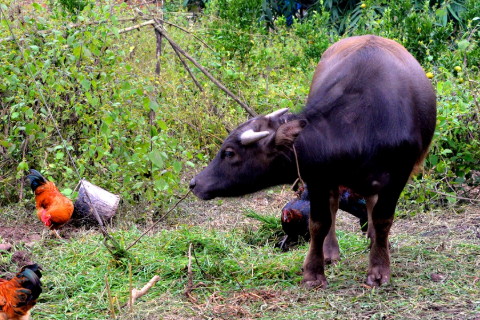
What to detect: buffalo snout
<box><xmin>189</xmin><ymin>177</ymin><xmax>196</xmax><ymax>190</ymax></box>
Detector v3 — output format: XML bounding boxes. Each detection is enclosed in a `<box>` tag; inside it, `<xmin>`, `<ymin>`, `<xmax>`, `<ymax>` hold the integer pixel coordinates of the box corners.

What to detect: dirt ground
<box><xmin>1</xmin><ymin>190</ymin><xmax>478</xmax><ymax>275</ymax></box>
<box><xmin>2</xmin><ymin>188</ymin><xmax>479</xmax><ymax>247</ymax></box>
<box><xmin>0</xmin><ymin>211</ymin><xmax>79</xmax><ymax>274</ymax></box>
<box><xmin>176</xmin><ymin>188</ymin><xmax>480</xmax><ymax>242</ymax></box>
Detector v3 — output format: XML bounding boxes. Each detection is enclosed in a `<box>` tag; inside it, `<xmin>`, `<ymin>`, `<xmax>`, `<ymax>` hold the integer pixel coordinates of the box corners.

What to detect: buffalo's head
<box><xmin>190</xmin><ymin>108</ymin><xmax>307</xmax><ymax>200</ymax></box>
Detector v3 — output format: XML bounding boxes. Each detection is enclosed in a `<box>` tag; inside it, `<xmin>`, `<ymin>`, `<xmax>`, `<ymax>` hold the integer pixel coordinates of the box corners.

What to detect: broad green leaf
<box><xmin>62</xmin><ymin>188</ymin><xmax>73</xmax><ymax>196</ymax></box>
<box><xmin>149</xmin><ymin>150</ymin><xmax>164</xmax><ymax>169</ymax></box>
<box><xmin>80</xmin><ymin>79</ymin><xmax>91</xmax><ymax>91</ymax></box>
<box><xmin>457</xmin><ymin>40</ymin><xmax>470</xmax><ymax>51</ymax></box>
<box><xmin>173</xmin><ymin>161</ymin><xmax>182</xmax><ymax>173</ymax></box>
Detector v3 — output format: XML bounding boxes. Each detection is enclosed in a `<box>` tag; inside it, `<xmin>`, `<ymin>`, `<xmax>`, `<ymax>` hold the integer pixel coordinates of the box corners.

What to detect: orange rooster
<box><xmin>0</xmin><ymin>264</ymin><xmax>42</xmax><ymax>320</ymax></box>
<box><xmin>26</xmin><ymin>169</ymin><xmax>74</xmax><ymax>238</ymax></box>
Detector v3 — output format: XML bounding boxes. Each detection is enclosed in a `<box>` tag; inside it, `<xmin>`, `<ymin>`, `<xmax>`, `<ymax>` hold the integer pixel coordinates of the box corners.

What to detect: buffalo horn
<box><xmin>265</xmin><ymin>108</ymin><xmax>289</xmax><ymax>119</ymax></box>
<box><xmin>240</xmin><ymin>129</ymin><xmax>270</xmax><ymax>145</ymax></box>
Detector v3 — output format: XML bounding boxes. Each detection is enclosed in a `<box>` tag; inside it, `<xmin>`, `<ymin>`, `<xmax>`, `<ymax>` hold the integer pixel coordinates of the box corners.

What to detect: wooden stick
<box><xmin>154</xmin><ymin>27</ymin><xmax>163</xmax><ymax>74</ymax></box>
<box><xmin>116</xmin><ymin>19</ymin><xmax>155</xmax><ymax>35</ymax></box>
<box><xmin>126</xmin><ymin>275</ymin><xmax>160</xmax><ymax>308</ymax></box>
<box><xmin>171</xmin><ymin>45</ymin><xmax>203</xmax><ymax>92</ymax></box>
<box><xmin>128</xmin><ymin>264</ymin><xmax>133</xmax><ymax>313</ymax></box>
<box><xmin>105</xmin><ymin>274</ymin><xmax>117</xmax><ymax>318</ymax></box>
<box><xmin>152</xmin><ymin>19</ymin><xmax>257</xmax><ymax>117</ymax></box>
<box><xmin>429</xmin><ymin>188</ymin><xmax>480</xmax><ymax>202</ymax></box>
<box><xmin>184</xmin><ymin>243</ymin><xmax>197</xmax><ymax>302</ymax></box>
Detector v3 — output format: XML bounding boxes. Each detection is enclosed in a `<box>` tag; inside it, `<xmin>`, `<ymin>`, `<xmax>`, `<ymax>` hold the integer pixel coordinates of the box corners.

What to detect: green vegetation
<box><xmin>1</xmin><ymin>0</ymin><xmax>478</xmax><ymax>209</ymax></box>
<box><xmin>0</xmin><ymin>0</ymin><xmax>479</xmax><ymax>318</ymax></box>
<box><xmin>1</xmin><ymin>204</ymin><xmax>479</xmax><ymax>319</ymax></box>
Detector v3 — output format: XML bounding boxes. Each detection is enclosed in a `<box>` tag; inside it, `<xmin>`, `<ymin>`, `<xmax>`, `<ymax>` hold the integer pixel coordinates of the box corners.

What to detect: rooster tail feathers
<box><xmin>26</xmin><ymin>169</ymin><xmax>47</xmax><ymax>191</ymax></box>
<box><xmin>18</xmin><ymin>264</ymin><xmax>43</xmax><ymax>300</ymax></box>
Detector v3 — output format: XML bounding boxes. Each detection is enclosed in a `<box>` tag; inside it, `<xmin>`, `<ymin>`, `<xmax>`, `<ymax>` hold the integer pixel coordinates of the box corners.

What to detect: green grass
<box><xmin>1</xmin><ymin>2</ymin><xmax>479</xmax><ymax>319</ymax></box>
<box><xmin>2</xmin><ymin>204</ymin><xmax>478</xmax><ymax>319</ymax></box>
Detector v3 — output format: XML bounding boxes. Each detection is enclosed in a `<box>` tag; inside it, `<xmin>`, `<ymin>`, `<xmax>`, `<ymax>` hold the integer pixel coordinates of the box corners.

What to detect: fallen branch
<box><xmin>171</xmin><ymin>45</ymin><xmax>203</xmax><ymax>91</ymax></box>
<box><xmin>429</xmin><ymin>188</ymin><xmax>480</xmax><ymax>203</ymax></box>
<box><xmin>153</xmin><ymin>19</ymin><xmax>257</xmax><ymax>117</ymax></box>
<box><xmin>116</xmin><ymin>19</ymin><xmax>155</xmax><ymax>35</ymax></box>
<box><xmin>126</xmin><ymin>275</ymin><xmax>161</xmax><ymax>309</ymax></box>
<box><xmin>154</xmin><ymin>25</ymin><xmax>163</xmax><ymax>74</ymax></box>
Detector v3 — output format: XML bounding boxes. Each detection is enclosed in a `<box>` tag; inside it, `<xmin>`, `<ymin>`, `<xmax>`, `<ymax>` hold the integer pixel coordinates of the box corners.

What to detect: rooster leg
<box><xmin>51</xmin><ymin>229</ymin><xmax>62</xmax><ymax>239</ymax></box>
<box><xmin>278</xmin><ymin>235</ymin><xmax>289</xmax><ymax>251</ymax></box>
<box><xmin>18</xmin><ymin>311</ymin><xmax>31</xmax><ymax>320</ymax></box>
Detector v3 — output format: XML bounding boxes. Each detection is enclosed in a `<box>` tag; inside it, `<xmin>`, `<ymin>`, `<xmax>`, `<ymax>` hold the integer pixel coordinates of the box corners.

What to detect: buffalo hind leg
<box><xmin>323</xmin><ymin>189</ymin><xmax>340</xmax><ymax>264</ymax></box>
<box><xmin>366</xmin><ymin>195</ymin><xmax>378</xmax><ymax>248</ymax></box>
<box><xmin>302</xmin><ymin>192</ymin><xmax>332</xmax><ymax>289</ymax></box>
<box><xmin>366</xmin><ymin>184</ymin><xmax>404</xmax><ymax>287</ymax></box>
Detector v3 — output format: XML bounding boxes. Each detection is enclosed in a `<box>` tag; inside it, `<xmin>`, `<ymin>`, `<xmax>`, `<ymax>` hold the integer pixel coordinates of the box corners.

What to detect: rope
<box><xmin>291</xmin><ymin>145</ymin><xmax>305</xmax><ymax>191</ymax></box>
<box><xmin>125</xmin><ymin>190</ymin><xmax>191</xmax><ymax>251</ymax></box>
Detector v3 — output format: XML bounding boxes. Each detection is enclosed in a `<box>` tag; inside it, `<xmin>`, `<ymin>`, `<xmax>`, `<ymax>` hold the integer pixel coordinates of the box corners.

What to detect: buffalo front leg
<box><xmin>302</xmin><ymin>193</ymin><xmax>332</xmax><ymax>289</ymax></box>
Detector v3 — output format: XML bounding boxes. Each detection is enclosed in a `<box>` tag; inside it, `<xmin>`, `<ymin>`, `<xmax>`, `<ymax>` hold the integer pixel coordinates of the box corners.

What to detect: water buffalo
<box><xmin>190</xmin><ymin>35</ymin><xmax>437</xmax><ymax>288</ymax></box>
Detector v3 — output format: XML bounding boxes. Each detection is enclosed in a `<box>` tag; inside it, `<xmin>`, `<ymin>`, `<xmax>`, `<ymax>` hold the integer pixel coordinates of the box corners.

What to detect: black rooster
<box><xmin>278</xmin><ymin>186</ymin><xmax>368</xmax><ymax>251</ymax></box>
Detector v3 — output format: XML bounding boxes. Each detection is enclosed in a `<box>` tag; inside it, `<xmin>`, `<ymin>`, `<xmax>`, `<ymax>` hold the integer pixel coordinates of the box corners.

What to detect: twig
<box><xmin>191</xmin><ymin>244</ymin><xmax>214</xmax><ymax>280</ymax></box>
<box><xmin>163</xmin><ymin>20</ymin><xmax>215</xmax><ymax>52</ymax></box>
<box><xmin>152</xmin><ymin>19</ymin><xmax>257</xmax><ymax>117</ymax></box>
<box><xmin>128</xmin><ymin>264</ymin><xmax>133</xmax><ymax>313</ymax></box>
<box><xmin>429</xmin><ymin>188</ymin><xmax>480</xmax><ymax>203</ymax></box>
<box><xmin>158</xmin><ymin>48</ymin><xmax>226</xmax><ymax>127</ymax></box>
<box><xmin>115</xmin><ymin>19</ymin><xmax>155</xmax><ymax>35</ymax></box>
<box><xmin>0</xmin><ymin>16</ymin><xmax>214</xmax><ymax>52</ymax></box>
<box><xmin>171</xmin><ymin>45</ymin><xmax>203</xmax><ymax>92</ymax></box>
<box><xmin>105</xmin><ymin>274</ymin><xmax>117</xmax><ymax>319</ymax></box>
<box><xmin>184</xmin><ymin>243</ymin><xmax>195</xmax><ymax>302</ymax></box>
<box><xmin>126</xmin><ymin>275</ymin><xmax>161</xmax><ymax>309</ymax></box>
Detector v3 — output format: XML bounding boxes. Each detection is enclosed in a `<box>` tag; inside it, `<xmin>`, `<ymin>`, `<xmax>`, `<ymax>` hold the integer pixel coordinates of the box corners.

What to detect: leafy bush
<box><xmin>57</xmin><ymin>0</ymin><xmax>88</xmax><ymax>15</ymax></box>
<box><xmin>0</xmin><ymin>5</ymin><xmax>191</xmax><ymax>206</ymax></box>
<box><xmin>1</xmin><ymin>0</ymin><xmax>478</xmax><ymax>210</ymax></box>
<box><xmin>206</xmin><ymin>0</ymin><xmax>263</xmax><ymax>29</ymax></box>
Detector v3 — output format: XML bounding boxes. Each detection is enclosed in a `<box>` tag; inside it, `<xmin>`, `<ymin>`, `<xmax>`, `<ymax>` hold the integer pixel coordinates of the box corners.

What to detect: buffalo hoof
<box><xmin>323</xmin><ymin>244</ymin><xmax>340</xmax><ymax>265</ymax></box>
<box><xmin>324</xmin><ymin>254</ymin><xmax>340</xmax><ymax>265</ymax></box>
<box><xmin>302</xmin><ymin>274</ymin><xmax>328</xmax><ymax>289</ymax></box>
<box><xmin>366</xmin><ymin>266</ymin><xmax>390</xmax><ymax>287</ymax></box>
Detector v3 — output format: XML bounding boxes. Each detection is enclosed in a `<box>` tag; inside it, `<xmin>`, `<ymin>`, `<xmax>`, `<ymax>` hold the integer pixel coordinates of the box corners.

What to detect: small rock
<box><xmin>0</xmin><ymin>243</ymin><xmax>12</xmax><ymax>252</ymax></box>
<box><xmin>430</xmin><ymin>273</ymin><xmax>446</xmax><ymax>282</ymax></box>
<box><xmin>24</xmin><ymin>242</ymin><xmax>37</xmax><ymax>248</ymax></box>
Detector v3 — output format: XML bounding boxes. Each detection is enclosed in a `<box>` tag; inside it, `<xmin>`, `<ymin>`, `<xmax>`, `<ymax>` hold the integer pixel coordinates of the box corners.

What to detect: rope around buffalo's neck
<box><xmin>291</xmin><ymin>145</ymin><xmax>305</xmax><ymax>191</ymax></box>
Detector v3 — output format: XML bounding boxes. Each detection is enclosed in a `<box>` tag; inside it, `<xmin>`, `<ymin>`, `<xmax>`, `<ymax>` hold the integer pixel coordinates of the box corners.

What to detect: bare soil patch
<box><xmin>0</xmin><ymin>225</ymin><xmax>42</xmax><ymax>246</ymax></box>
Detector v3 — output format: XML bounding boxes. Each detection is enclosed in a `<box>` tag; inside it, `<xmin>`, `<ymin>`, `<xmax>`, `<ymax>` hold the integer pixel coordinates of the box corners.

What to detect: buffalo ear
<box><xmin>275</xmin><ymin>119</ymin><xmax>306</xmax><ymax>147</ymax></box>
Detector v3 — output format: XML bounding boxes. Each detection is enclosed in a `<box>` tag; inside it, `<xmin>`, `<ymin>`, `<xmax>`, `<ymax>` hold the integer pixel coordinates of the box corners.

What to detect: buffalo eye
<box><xmin>222</xmin><ymin>148</ymin><xmax>235</xmax><ymax>159</ymax></box>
